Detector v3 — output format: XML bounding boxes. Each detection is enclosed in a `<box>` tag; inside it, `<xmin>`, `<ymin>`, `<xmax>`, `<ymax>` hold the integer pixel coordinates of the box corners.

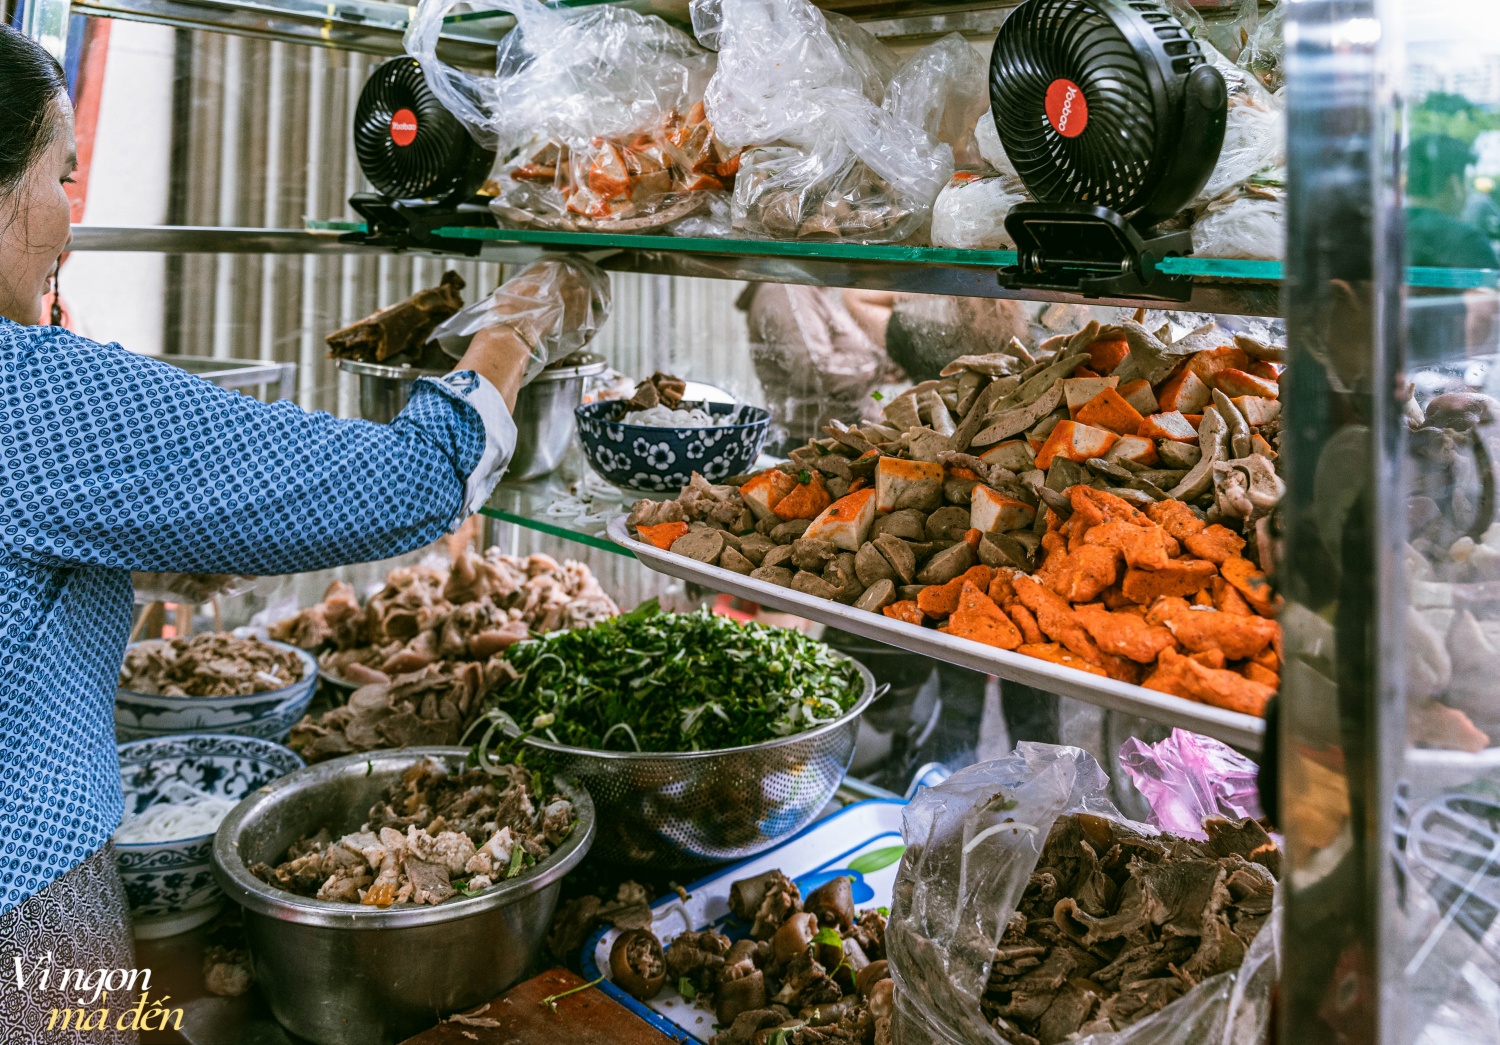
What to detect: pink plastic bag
<box><xmin>1117</xmin><ymin>728</ymin><xmax>1263</xmax><ymax>840</ymax></box>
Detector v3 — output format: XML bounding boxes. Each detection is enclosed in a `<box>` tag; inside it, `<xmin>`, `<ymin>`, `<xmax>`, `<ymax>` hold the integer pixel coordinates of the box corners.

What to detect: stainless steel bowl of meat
<box><xmin>520</xmin><ymin>654</ymin><xmax>878</xmax><ymax>867</ymax></box>
<box><xmin>211</xmin><ymin>747</ymin><xmax>595</xmax><ymax>1045</ymax></box>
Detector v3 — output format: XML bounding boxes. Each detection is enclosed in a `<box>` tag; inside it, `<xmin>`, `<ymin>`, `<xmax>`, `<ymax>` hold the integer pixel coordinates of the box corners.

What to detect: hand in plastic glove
<box><xmin>442</xmin><ymin>256</ymin><xmax>612</xmax><ymax>408</ymax></box>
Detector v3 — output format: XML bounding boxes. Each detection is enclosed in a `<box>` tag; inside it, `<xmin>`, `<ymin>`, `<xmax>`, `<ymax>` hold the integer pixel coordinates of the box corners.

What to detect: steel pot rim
<box><xmin>211</xmin><ymin>746</ymin><xmax>595</xmax><ymax>929</ymax></box>
<box><xmin>512</xmin><ymin>653</ymin><xmax>877</xmax><ymax>763</ymax></box>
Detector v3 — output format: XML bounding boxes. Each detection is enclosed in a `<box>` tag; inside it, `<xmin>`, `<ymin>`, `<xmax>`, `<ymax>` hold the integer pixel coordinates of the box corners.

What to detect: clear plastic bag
<box><xmin>691</xmin><ymin>0</ymin><xmax>983</xmax><ymax>242</ymax></box>
<box><xmin>131</xmin><ymin>573</ymin><xmax>260</xmax><ymax>605</ymax></box>
<box><xmin>429</xmin><ymin>256</ymin><xmax>612</xmax><ymax>384</ymax></box>
<box><xmin>405</xmin><ymin>0</ymin><xmax>730</xmax><ymax>231</ymax></box>
<box><xmin>1191</xmin><ymin>178</ymin><xmax>1285</xmax><ymax>260</ymax></box>
<box><xmin>887</xmin><ymin>743</ymin><xmax>1279</xmax><ymax>1045</ymax></box>
<box><xmin>930</xmin><ymin>172</ymin><xmax>1027</xmax><ymax>250</ymax></box>
<box><xmin>1117</xmin><ymin>729</ymin><xmax>1264</xmax><ymax>839</ymax></box>
<box><xmin>1192</xmin><ymin>41</ymin><xmax>1284</xmax><ymax>208</ymax></box>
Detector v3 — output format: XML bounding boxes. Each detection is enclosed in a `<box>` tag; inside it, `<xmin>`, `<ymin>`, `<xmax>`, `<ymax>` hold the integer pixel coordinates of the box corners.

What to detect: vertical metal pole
<box><xmin>20</xmin><ymin>0</ymin><xmax>71</xmax><ymax>62</ymax></box>
<box><xmin>211</xmin><ymin>33</ymin><xmax>244</xmax><ymax>360</ymax></box>
<box><xmin>297</xmin><ymin>46</ymin><xmax>326</xmax><ymax>410</ymax></box>
<box><xmin>258</xmin><ymin>41</ymin><xmax>286</xmax><ymax>367</ymax></box>
<box><xmin>1279</xmin><ymin>2</ymin><xmax>1405</xmax><ymax>1044</ymax></box>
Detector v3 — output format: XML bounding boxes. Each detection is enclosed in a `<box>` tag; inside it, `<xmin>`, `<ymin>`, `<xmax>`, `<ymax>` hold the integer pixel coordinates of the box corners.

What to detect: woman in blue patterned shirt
<box><xmin>0</xmin><ymin>26</ymin><xmax>592</xmax><ymax>1040</ymax></box>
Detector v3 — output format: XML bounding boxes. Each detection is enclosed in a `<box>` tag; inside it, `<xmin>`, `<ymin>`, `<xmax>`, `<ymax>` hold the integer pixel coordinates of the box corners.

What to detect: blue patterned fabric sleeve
<box><xmin>0</xmin><ymin>323</ymin><xmax>515</xmax><ymax>574</ymax></box>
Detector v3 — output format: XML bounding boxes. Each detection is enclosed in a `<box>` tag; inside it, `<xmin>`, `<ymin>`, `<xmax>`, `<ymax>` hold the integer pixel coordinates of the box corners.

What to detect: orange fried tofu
<box><xmin>1145</xmin><ymin>499</ymin><xmax>1207</xmax><ymax>540</ymax></box>
<box><xmin>1142</xmin><ymin>647</ymin><xmax>1274</xmax><ymax>716</ymax></box>
<box><xmin>939</xmin><ymin>583</ymin><xmax>1022</xmax><ymax>650</ymax></box>
<box><xmin>1040</xmin><ymin>545</ymin><xmax>1121</xmax><ymax>604</ymax></box>
<box><xmin>883</xmin><ymin>600</ymin><xmax>923</xmax><ymax>626</ymax></box>
<box><xmin>1083</xmin><ymin>519</ymin><xmax>1176</xmax><ymax>570</ymax></box>
<box><xmin>1182</xmin><ymin>524</ymin><xmax>1247</xmax><ymax>564</ymax></box>
<box><xmin>1073</xmin><ymin>603</ymin><xmax>1178</xmax><ymax>664</ymax></box>
<box><xmin>917</xmin><ymin>566</ymin><xmax>994</xmax><ymax>619</ymax></box>
<box><xmin>1018</xmin><ymin>643</ymin><xmax>1108</xmax><ymax>678</ymax></box>
<box><xmin>1220</xmin><ymin>556</ymin><xmax>1281</xmax><ymax>616</ymax></box>
<box><xmin>1121</xmin><ymin>559</ymin><xmax>1217</xmax><ymax>603</ymax></box>
<box><xmin>637</xmin><ymin>521</ymin><xmax>690</xmax><ymax>550</ymax></box>
<box><xmin>1006</xmin><ymin>603</ymin><xmax>1045</xmax><ymax>645</ymax></box>
<box><xmin>1013</xmin><ymin>576</ymin><xmax>1106</xmax><ymax>664</ymax></box>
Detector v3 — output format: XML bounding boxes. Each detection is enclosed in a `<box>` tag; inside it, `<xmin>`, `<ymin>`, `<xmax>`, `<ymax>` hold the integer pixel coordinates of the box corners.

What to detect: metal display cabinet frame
<box><xmin>34</xmin><ymin>1</ymin><xmax>1500</xmax><ymax>1042</ymax></box>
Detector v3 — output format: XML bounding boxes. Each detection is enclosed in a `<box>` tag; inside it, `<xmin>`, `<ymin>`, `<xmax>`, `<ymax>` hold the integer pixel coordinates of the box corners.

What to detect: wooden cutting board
<box><xmin>399</xmin><ymin>968</ymin><xmax>681</xmax><ymax>1045</ymax></box>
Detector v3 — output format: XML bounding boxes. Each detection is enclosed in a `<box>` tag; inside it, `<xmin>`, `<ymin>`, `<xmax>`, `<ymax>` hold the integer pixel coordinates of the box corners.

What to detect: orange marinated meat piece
<box><xmin>1072</xmin><ymin>603</ymin><xmax>1177</xmax><ymax>664</ymax></box>
<box><xmin>1145</xmin><ymin>500</ymin><xmax>1207</xmax><ymax>540</ymax></box>
<box><xmin>1083</xmin><ymin>520</ymin><xmax>1175</xmax><ymax>571</ymax></box>
<box><xmin>1211</xmin><ymin>577</ymin><xmax>1254</xmax><ymax>616</ymax></box>
<box><xmin>988</xmin><ymin>570</ymin><xmax>1019</xmax><ymax>608</ymax></box>
<box><xmin>1243</xmin><ymin>662</ymin><xmax>1279</xmax><ymax>688</ymax></box>
<box><xmin>637</xmin><ymin>521</ymin><xmax>690</xmax><ymax>550</ymax></box>
<box><xmin>1182</xmin><ymin>524</ymin><xmax>1247</xmax><ymax>565</ymax></box>
<box><xmin>1120</xmin><ymin>559</ymin><xmax>1218</xmax><ymax>603</ymax></box>
<box><xmin>882</xmin><ymin>600</ymin><xmax>924</xmax><ymax>626</ymax></box>
<box><xmin>1145</xmin><ymin>596</ymin><xmax>1193</xmax><ymax>626</ymax></box>
<box><xmin>1220</xmin><ymin>556</ymin><xmax>1281</xmax><ymax>616</ymax></box>
<box><xmin>963</xmin><ymin>528</ymin><xmax>983</xmax><ymax>551</ymax></box>
<box><xmin>773</xmin><ymin>472</ymin><xmax>833</xmax><ymax>521</ymax></box>
<box><xmin>1142</xmin><ymin>648</ymin><xmax>1274</xmax><ymax>716</ymax></box>
<box><xmin>1250</xmin><ymin>646</ymin><xmax>1281</xmax><ymax>672</ymax></box>
<box><xmin>1006</xmin><ymin>603</ymin><xmax>1045</xmax><ymax>645</ymax></box>
<box><xmin>1156</xmin><ymin>605</ymin><xmax>1280</xmax><ymax>661</ymax></box>
<box><xmin>1193</xmin><ymin>589</ymin><xmax>1215</xmax><ymax>607</ymax></box>
<box><xmin>1017</xmin><ymin>643</ymin><xmax>1108</xmax><ymax>678</ymax></box>
<box><xmin>1013</xmin><ymin>576</ymin><xmax>1107</xmax><ymax>665</ymax></box>
<box><xmin>1189</xmin><ymin>649</ymin><xmax>1227</xmax><ymax>670</ymax></box>
<box><xmin>940</xmin><ymin>583</ymin><xmax>1022</xmax><ymax>651</ymax></box>
<box><xmin>1100</xmin><ymin>585</ymin><xmax>1137</xmax><ymax>611</ymax></box>
<box><xmin>1040</xmin><ymin>545</ymin><xmax>1121</xmax><ymax>604</ymax></box>
<box><xmin>917</xmin><ymin>566</ymin><xmax>995</xmax><ymax>619</ymax></box>
<box><xmin>1069</xmin><ymin>486</ymin><xmax>1153</xmax><ymax>531</ymax></box>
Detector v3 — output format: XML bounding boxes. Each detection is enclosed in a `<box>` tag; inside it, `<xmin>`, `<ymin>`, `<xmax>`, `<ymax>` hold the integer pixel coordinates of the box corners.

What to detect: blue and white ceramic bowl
<box><xmin>575</xmin><ymin>400</ymin><xmax>771</xmax><ymax>493</ymax></box>
<box><xmin>114</xmin><ymin>639</ymin><xmax>318</xmax><ymax>743</ymax></box>
<box><xmin>115</xmin><ymin>734</ymin><xmax>303</xmax><ymax>938</ymax></box>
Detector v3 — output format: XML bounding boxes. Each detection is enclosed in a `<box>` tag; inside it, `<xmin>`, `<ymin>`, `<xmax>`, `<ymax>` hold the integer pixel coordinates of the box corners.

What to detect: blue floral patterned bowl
<box><xmin>114</xmin><ymin>640</ymin><xmax>318</xmax><ymax>743</ymax></box>
<box><xmin>575</xmin><ymin>400</ymin><xmax>771</xmax><ymax>493</ymax></box>
<box><xmin>115</xmin><ymin>734</ymin><xmax>303</xmax><ymax>938</ymax></box>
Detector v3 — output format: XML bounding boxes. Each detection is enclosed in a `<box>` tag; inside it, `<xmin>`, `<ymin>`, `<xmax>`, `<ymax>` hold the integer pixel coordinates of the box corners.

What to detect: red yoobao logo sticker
<box><xmin>1045</xmin><ymin>79</ymin><xmax>1088</xmax><ymax>137</ymax></box>
<box><xmin>390</xmin><ymin>109</ymin><xmax>418</xmax><ymax>147</ymax></box>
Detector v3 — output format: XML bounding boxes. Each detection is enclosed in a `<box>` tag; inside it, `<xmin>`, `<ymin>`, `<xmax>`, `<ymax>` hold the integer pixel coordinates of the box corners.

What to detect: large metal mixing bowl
<box><xmin>518</xmin><ymin>654</ymin><xmax>878</xmax><ymax>867</ymax></box>
<box><xmin>211</xmin><ymin>747</ymin><xmax>595</xmax><ymax>1045</ymax></box>
<box><xmin>335</xmin><ymin>353</ymin><xmax>606</xmax><ymax>480</ymax></box>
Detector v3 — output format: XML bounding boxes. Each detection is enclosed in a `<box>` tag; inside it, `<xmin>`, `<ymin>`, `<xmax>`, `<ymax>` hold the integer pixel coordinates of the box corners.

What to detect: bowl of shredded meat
<box><xmin>115</xmin><ymin>634</ymin><xmax>318</xmax><ymax>743</ymax></box>
<box><xmin>210</xmin><ymin>747</ymin><xmax>594</xmax><ymax>1045</ymax></box>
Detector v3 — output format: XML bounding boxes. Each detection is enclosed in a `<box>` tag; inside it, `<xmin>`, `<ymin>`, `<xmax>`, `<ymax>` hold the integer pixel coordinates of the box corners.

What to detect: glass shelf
<box><xmin>480</xmin><ymin>451</ymin><xmax>637</xmax><ymax>558</ymax></box>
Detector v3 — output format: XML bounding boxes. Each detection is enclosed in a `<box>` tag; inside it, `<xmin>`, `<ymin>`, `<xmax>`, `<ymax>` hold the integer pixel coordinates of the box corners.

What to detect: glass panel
<box><xmin>1396</xmin><ymin>2</ymin><xmax>1500</xmax><ymax>1041</ymax></box>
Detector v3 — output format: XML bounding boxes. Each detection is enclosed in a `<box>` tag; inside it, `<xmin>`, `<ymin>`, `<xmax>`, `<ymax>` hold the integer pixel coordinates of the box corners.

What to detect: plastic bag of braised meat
<box><xmin>406</xmin><ymin>0</ymin><xmax>732</xmax><ymax>232</ymax></box>
<box><xmin>887</xmin><ymin>743</ymin><xmax>1279</xmax><ymax>1045</ymax></box>
<box><xmin>688</xmin><ymin>0</ymin><xmax>987</xmax><ymax>243</ymax></box>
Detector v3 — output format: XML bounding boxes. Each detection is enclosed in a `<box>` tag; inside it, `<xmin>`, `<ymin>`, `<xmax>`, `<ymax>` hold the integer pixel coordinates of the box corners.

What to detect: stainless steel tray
<box><xmin>607</xmin><ymin>518</ymin><xmax>1265</xmax><ymax>752</ymax></box>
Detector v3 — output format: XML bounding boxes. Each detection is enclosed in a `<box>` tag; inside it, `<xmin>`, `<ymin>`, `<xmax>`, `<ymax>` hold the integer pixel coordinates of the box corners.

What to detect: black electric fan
<box><xmin>988</xmin><ymin>0</ymin><xmax>1228</xmax><ymax>300</ymax></box>
<box><xmin>348</xmin><ymin>57</ymin><xmax>496</xmax><ymax>248</ymax></box>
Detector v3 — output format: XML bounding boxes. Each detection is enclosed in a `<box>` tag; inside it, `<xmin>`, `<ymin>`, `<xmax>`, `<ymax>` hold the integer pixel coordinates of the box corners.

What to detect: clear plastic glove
<box><xmin>432</xmin><ymin>256</ymin><xmax>612</xmax><ymax>385</ymax></box>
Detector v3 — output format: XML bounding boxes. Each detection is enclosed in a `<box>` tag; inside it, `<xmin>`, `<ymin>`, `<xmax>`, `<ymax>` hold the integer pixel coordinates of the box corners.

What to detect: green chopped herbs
<box><xmin>471</xmin><ymin>605</ymin><xmax>863</xmax><ymax>757</ymax></box>
<box><xmin>678</xmin><ymin>976</ymin><xmax>697</xmax><ymax>1000</ymax></box>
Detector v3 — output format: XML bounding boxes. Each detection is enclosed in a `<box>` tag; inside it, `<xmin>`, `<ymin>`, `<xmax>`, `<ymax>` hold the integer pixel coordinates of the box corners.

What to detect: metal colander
<box><xmin>521</xmin><ymin>655</ymin><xmax>878</xmax><ymax>867</ymax></box>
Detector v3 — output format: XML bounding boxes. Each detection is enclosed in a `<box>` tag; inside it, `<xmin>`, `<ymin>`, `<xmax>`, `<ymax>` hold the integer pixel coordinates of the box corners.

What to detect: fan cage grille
<box><xmin>355</xmin><ymin>57</ymin><xmax>477</xmax><ymax>201</ymax></box>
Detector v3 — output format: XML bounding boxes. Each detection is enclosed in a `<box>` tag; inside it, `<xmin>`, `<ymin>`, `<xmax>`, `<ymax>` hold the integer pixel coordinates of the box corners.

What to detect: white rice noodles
<box><xmin>114</xmin><ymin>780</ymin><xmax>237</xmax><ymax>843</ymax></box>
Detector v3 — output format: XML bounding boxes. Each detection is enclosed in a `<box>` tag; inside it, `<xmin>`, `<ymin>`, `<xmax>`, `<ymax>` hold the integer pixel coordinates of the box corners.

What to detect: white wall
<box><xmin>61</xmin><ymin>21</ymin><xmax>175</xmax><ymax>354</ymax></box>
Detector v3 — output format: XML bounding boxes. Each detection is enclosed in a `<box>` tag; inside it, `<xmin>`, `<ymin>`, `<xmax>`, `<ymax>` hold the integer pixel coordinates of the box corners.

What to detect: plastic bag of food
<box><xmin>690</xmin><ymin>0</ymin><xmax>985</xmax><ymax>242</ymax></box>
<box><xmin>1117</xmin><ymin>729</ymin><xmax>1264</xmax><ymax>839</ymax></box>
<box><xmin>131</xmin><ymin>573</ymin><xmax>260</xmax><ymax>604</ymax></box>
<box><xmin>405</xmin><ymin>0</ymin><xmax>732</xmax><ymax>231</ymax></box>
<box><xmin>430</xmin><ymin>256</ymin><xmax>612</xmax><ymax>384</ymax></box>
<box><xmin>887</xmin><ymin>743</ymin><xmax>1279</xmax><ymax>1045</ymax></box>
<box><xmin>1192</xmin><ymin>41</ymin><xmax>1284</xmax><ymax>209</ymax></box>
<box><xmin>1191</xmin><ymin>177</ymin><xmax>1285</xmax><ymax>260</ymax></box>
<box><xmin>1238</xmin><ymin>1</ymin><xmax>1284</xmax><ymax>93</ymax></box>
<box><xmin>931</xmin><ymin>172</ymin><xmax>1027</xmax><ymax>250</ymax></box>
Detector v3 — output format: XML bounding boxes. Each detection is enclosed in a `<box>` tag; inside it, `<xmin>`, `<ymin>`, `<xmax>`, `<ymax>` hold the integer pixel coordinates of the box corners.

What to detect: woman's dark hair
<box><xmin>0</xmin><ymin>25</ymin><xmax>68</xmax><ymax>199</ymax></box>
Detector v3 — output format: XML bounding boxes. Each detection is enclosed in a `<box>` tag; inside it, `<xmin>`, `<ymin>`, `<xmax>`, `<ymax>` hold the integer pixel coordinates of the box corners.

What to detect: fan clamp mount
<box><xmin>998</xmin><ymin>203</ymin><xmax>1194</xmax><ymax>303</ymax></box>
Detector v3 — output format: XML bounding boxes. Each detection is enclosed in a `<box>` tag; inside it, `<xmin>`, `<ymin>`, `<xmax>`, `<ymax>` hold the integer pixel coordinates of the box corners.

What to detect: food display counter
<box><xmin>22</xmin><ymin>0</ymin><xmax>1500</xmax><ymax>1040</ymax></box>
